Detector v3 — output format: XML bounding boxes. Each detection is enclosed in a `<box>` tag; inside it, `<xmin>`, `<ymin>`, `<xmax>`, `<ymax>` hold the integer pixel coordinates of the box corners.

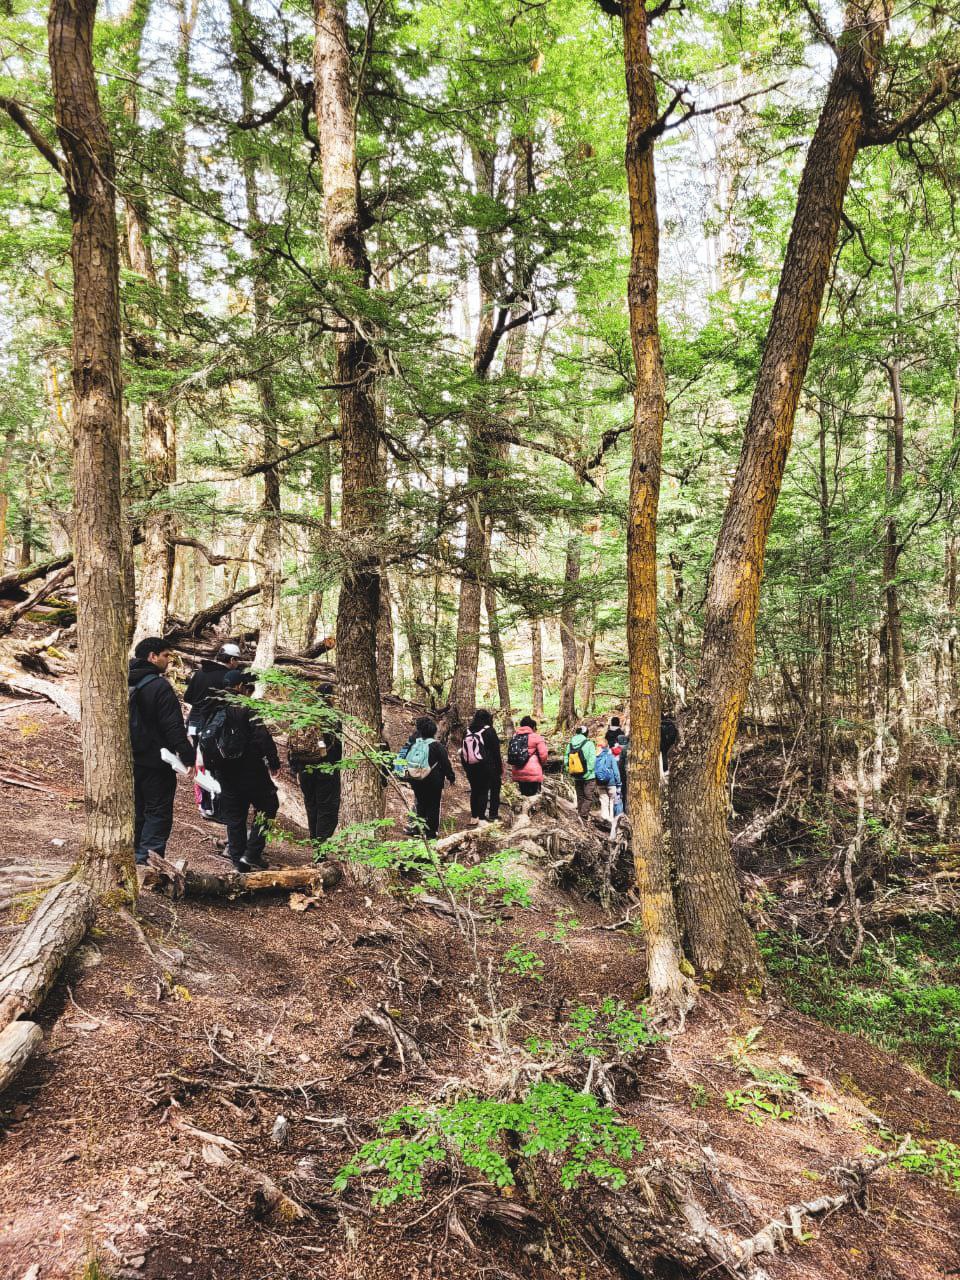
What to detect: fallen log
<box><xmin>0</xmin><ymin>878</ymin><xmax>95</xmax><ymax>1028</ymax></box>
<box><xmin>0</xmin><ymin>565</ymin><xmax>75</xmax><ymax>639</ymax></box>
<box><xmin>144</xmin><ymin>852</ymin><xmax>342</xmax><ymax>900</ymax></box>
<box><xmin>0</xmin><ymin>669</ymin><xmax>80</xmax><ymax>720</ymax></box>
<box><xmin>0</xmin><ymin>554</ymin><xmax>73</xmax><ymax>598</ymax></box>
<box><xmin>0</xmin><ymin>1020</ymin><xmax>43</xmax><ymax>1093</ymax></box>
<box><xmin>163</xmin><ymin>584</ymin><xmax>262</xmax><ymax>643</ymax></box>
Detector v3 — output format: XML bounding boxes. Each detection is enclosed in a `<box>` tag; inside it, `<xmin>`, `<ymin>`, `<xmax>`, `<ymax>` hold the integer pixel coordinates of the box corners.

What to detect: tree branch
<box><xmin>861</xmin><ymin>62</ymin><xmax>960</xmax><ymax>147</ymax></box>
<box><xmin>0</xmin><ymin>98</ymin><xmax>65</xmax><ymax>177</ymax></box>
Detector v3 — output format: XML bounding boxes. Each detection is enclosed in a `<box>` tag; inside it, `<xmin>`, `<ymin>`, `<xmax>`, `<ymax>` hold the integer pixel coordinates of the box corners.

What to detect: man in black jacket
<box><xmin>212</xmin><ymin>670</ymin><xmax>281</xmax><ymax>871</ymax></box>
<box><xmin>183</xmin><ymin>643</ymin><xmax>244</xmax><ymax>730</ymax></box>
<box><xmin>129</xmin><ymin>637</ymin><xmax>196</xmax><ymax>867</ymax></box>
<box><xmin>287</xmin><ymin>682</ymin><xmax>343</xmax><ymax>848</ymax></box>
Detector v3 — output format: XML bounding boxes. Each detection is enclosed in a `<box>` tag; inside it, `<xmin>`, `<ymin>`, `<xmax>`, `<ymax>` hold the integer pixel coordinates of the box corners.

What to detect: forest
<box><xmin>0</xmin><ymin>0</ymin><xmax>959</xmax><ymax>1275</ymax></box>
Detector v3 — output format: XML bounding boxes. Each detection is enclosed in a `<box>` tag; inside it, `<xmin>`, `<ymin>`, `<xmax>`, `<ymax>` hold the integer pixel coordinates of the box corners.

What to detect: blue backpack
<box><xmin>595</xmin><ymin>749</ymin><xmax>620</xmax><ymax>787</ymax></box>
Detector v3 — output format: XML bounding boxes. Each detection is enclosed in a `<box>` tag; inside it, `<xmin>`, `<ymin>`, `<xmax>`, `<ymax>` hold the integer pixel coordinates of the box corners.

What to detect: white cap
<box><xmin>219</xmin><ymin>643</ymin><xmax>242</xmax><ymax>657</ymax></box>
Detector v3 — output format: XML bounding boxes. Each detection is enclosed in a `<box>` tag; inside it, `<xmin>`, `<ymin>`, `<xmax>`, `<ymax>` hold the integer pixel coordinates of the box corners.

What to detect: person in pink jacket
<box><xmin>507</xmin><ymin>716</ymin><xmax>549</xmax><ymax>796</ymax></box>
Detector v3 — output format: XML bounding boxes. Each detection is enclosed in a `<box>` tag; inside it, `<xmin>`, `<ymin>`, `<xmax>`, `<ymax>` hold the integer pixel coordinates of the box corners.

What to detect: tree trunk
<box><xmin>817</xmin><ymin>407</ymin><xmax>835</xmax><ymax>796</ymax></box>
<box><xmin>236</xmin><ymin>4</ymin><xmax>283</xmax><ymax>680</ymax></box>
<box><xmin>882</xmin><ymin>247</ymin><xmax>911</xmax><ymax>824</ymax></box>
<box><xmin>0</xmin><ymin>879</ymin><xmax>95</xmax><ymax>1027</ymax></box>
<box><xmin>530</xmin><ymin>616</ymin><xmax>544</xmax><ymax>720</ymax></box>
<box><xmin>49</xmin><ymin>0</ymin><xmax>136</xmax><ymax>893</ymax></box>
<box><xmin>669</xmin><ymin>0</ymin><xmax>890</xmax><ymax>982</ymax></box>
<box><xmin>378</xmin><ymin>566</ymin><xmax>395</xmax><ymax>696</ymax></box>
<box><xmin>621</xmin><ymin>0</ymin><xmax>689</xmax><ymax>1009</ymax></box>
<box><xmin>556</xmin><ymin>532</ymin><xmax>581</xmax><ymax>732</ymax></box>
<box><xmin>485</xmin><ymin>578</ymin><xmax>511</xmax><ymax>720</ymax></box>
<box><xmin>314</xmin><ymin>0</ymin><xmax>384</xmax><ymax>822</ymax></box>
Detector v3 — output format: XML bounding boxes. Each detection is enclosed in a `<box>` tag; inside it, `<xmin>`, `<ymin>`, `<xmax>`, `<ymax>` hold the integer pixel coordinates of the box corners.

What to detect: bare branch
<box><xmin>0</xmin><ymin>97</ymin><xmax>65</xmax><ymax>177</ymax></box>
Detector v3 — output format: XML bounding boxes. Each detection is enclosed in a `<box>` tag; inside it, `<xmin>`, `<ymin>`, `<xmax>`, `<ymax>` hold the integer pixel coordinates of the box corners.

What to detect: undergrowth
<box><xmin>334</xmin><ymin>1081</ymin><xmax>644</xmax><ymax>1205</ymax></box>
<box><xmin>761</xmin><ymin>917</ymin><xmax>960</xmax><ymax>1086</ymax></box>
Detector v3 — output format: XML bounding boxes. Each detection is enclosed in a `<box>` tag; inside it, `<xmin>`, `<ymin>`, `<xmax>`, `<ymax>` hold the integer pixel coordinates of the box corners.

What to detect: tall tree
<box><xmin>314</xmin><ymin>0</ymin><xmax>384</xmax><ymax>821</ymax></box>
<box><xmin>619</xmin><ymin>0</ymin><xmax>690</xmax><ymax>1008</ymax></box>
<box><xmin>668</xmin><ymin>0</ymin><xmax>898</xmax><ymax>980</ymax></box>
<box><xmin>38</xmin><ymin>0</ymin><xmax>134</xmax><ymax>890</ymax></box>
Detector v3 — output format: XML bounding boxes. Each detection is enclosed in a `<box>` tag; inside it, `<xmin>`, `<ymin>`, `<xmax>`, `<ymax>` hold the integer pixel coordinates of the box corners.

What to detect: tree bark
<box><xmin>0</xmin><ymin>1020</ymin><xmax>43</xmax><ymax>1096</ymax></box>
<box><xmin>621</xmin><ymin>0</ymin><xmax>689</xmax><ymax>1009</ymax></box>
<box><xmin>530</xmin><ymin>616</ymin><xmax>544</xmax><ymax>720</ymax></box>
<box><xmin>377</xmin><ymin>565</ymin><xmax>395</xmax><ymax>696</ymax></box>
<box><xmin>0</xmin><ymin>879</ymin><xmax>96</xmax><ymax>1028</ymax></box>
<box><xmin>669</xmin><ymin>0</ymin><xmax>890</xmax><ymax>981</ymax></box>
<box><xmin>314</xmin><ymin>0</ymin><xmax>384</xmax><ymax>822</ymax></box>
<box><xmin>556</xmin><ymin>531</ymin><xmax>582</xmax><ymax>733</ymax></box>
<box><xmin>49</xmin><ymin>0</ymin><xmax>136</xmax><ymax>892</ymax></box>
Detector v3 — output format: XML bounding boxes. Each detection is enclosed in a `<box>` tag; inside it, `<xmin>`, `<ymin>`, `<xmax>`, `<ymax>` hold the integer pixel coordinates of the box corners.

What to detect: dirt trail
<box><xmin>0</xmin><ymin>702</ymin><xmax>958</xmax><ymax>1279</ymax></box>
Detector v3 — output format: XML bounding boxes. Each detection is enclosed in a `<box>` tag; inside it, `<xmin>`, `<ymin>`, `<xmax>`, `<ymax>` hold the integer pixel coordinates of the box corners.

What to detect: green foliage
<box><xmin>894</xmin><ymin>1136</ymin><xmax>960</xmax><ymax>1194</ymax></box>
<box><xmin>334</xmin><ymin>1081</ymin><xmax>644</xmax><ymax>1205</ymax></box>
<box><xmin>761</xmin><ymin>920</ymin><xmax>960</xmax><ymax>1086</ymax></box>
<box><xmin>501</xmin><ymin>943</ymin><xmax>544</xmax><ymax>982</ymax></box>
<box><xmin>724</xmin><ymin>1086</ymin><xmax>794</xmax><ymax>1127</ymax></box>
<box><xmin>567</xmin><ymin>998</ymin><xmax>661</xmax><ymax>1058</ymax></box>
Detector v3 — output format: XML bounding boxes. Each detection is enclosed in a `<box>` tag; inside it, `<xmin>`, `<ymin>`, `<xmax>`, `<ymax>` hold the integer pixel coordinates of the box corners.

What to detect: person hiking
<box><xmin>604</xmin><ymin>715</ymin><xmax>622</xmax><ymax>749</ymax></box>
<box><xmin>460</xmin><ymin>708</ymin><xmax>503</xmax><ymax>825</ymax></box>
<box><xmin>564</xmin><ymin>725</ymin><xmax>597</xmax><ymax>820</ymax></box>
<box><xmin>128</xmin><ymin>637</ymin><xmax>196</xmax><ymax>869</ymax></box>
<box><xmin>205</xmin><ymin>669</ymin><xmax>281</xmax><ymax>872</ymax></box>
<box><xmin>507</xmin><ymin>716</ymin><xmax>548</xmax><ymax>796</ymax></box>
<box><xmin>184</xmin><ymin>643</ymin><xmax>245</xmax><ymax>731</ymax></box>
<box><xmin>287</xmin><ymin>682</ymin><xmax>342</xmax><ymax>848</ymax></box>
<box><xmin>401</xmin><ymin>715</ymin><xmax>455</xmax><ymax>839</ymax></box>
<box><xmin>594</xmin><ymin>738</ymin><xmax>622</xmax><ymax>823</ymax></box>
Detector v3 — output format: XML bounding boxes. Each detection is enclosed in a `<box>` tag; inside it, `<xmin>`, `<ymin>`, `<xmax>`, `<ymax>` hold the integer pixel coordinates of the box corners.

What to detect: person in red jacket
<box><xmin>507</xmin><ymin>716</ymin><xmax>549</xmax><ymax>796</ymax></box>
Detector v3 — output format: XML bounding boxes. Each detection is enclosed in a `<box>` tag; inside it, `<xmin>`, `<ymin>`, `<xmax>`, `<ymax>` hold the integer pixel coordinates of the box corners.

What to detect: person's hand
<box><xmin>270</xmin><ymin>767</ymin><xmax>280</xmax><ymax>778</ymax></box>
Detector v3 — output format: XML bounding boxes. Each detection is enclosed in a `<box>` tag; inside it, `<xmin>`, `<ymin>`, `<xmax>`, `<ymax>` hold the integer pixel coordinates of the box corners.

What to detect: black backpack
<box><xmin>198</xmin><ymin>706</ymin><xmax>250</xmax><ymax>771</ymax></box>
<box><xmin>129</xmin><ymin>673</ymin><xmax>160</xmax><ymax>753</ymax></box>
<box><xmin>507</xmin><ymin>732</ymin><xmax>530</xmax><ymax>768</ymax></box>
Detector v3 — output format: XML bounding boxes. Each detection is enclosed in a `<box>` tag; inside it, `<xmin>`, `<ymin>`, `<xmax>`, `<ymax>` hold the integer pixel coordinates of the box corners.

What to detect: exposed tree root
<box><xmin>585</xmin><ymin>1139</ymin><xmax>911</xmax><ymax>1279</ymax></box>
<box><xmin>0</xmin><ymin>1019</ymin><xmax>43</xmax><ymax>1093</ymax></box>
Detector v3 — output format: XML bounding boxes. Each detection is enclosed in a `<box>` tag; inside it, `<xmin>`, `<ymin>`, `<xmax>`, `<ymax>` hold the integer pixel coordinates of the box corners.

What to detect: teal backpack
<box><xmin>404</xmin><ymin>737</ymin><xmax>434</xmax><ymax>780</ymax></box>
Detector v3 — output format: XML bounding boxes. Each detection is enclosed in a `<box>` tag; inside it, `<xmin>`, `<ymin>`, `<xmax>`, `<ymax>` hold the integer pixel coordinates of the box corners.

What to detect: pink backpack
<box><xmin>461</xmin><ymin>729</ymin><xmax>485</xmax><ymax>766</ymax></box>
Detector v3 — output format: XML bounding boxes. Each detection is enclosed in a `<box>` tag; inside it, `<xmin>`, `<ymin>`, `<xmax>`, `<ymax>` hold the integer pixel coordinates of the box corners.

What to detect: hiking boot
<box><xmin>239</xmin><ymin>854</ymin><xmax>268</xmax><ymax>872</ymax></box>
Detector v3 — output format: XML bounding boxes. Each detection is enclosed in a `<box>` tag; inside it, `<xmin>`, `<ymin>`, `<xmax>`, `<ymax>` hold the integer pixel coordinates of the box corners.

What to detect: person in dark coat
<box><xmin>212</xmin><ymin>670</ymin><xmax>281</xmax><ymax>871</ymax></box>
<box><xmin>460</xmin><ymin>708</ymin><xmax>503</xmax><ymax>824</ymax></box>
<box><xmin>406</xmin><ymin>715</ymin><xmax>455</xmax><ymax>840</ymax></box>
<box><xmin>604</xmin><ymin>716</ymin><xmax>622</xmax><ymax>749</ymax></box>
<box><xmin>183</xmin><ymin>643</ymin><xmax>244</xmax><ymax>731</ymax></box>
<box><xmin>128</xmin><ymin>637</ymin><xmax>196</xmax><ymax>867</ymax></box>
<box><xmin>287</xmin><ymin>682</ymin><xmax>343</xmax><ymax>848</ymax></box>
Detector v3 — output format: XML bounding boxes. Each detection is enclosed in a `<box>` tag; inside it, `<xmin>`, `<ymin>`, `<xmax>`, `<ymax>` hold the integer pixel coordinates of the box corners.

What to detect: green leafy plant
<box><xmin>334</xmin><ymin>1082</ymin><xmax>644</xmax><ymax>1206</ymax></box>
<box><xmin>567</xmin><ymin>998</ymin><xmax>661</xmax><ymax>1058</ymax></box>
<box><xmin>724</xmin><ymin>1086</ymin><xmax>794</xmax><ymax>1127</ymax></box>
<box><xmin>502</xmin><ymin>943</ymin><xmax>545</xmax><ymax>982</ymax></box>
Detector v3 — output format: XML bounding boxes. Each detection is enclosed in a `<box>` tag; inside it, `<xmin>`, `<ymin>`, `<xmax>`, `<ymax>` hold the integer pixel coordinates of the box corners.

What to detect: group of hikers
<box><xmin>128</xmin><ymin>634</ymin><xmax>676</xmax><ymax>871</ymax></box>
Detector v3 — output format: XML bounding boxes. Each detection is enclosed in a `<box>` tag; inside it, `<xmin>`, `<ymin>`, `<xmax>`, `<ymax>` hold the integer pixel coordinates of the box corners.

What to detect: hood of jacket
<box><xmin>129</xmin><ymin>657</ymin><xmax>162</xmax><ymax>687</ymax></box>
<box><xmin>569</xmin><ymin>732</ymin><xmax>589</xmax><ymax>749</ymax></box>
<box><xmin>199</xmin><ymin>658</ymin><xmax>228</xmax><ymax>673</ymax></box>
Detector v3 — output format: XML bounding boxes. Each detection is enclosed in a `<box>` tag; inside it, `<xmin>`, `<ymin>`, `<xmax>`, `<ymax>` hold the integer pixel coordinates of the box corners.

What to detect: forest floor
<box><xmin>0</xmin><ymin>700</ymin><xmax>959</xmax><ymax>1279</ymax></box>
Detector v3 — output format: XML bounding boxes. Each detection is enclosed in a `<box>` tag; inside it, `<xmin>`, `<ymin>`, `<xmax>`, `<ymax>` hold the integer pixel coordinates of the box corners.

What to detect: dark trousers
<box><xmin>297</xmin><ymin>769</ymin><xmax>341</xmax><ymax>844</ymax></box>
<box><xmin>574</xmin><ymin>777</ymin><xmax>598</xmax><ymax>819</ymax></box>
<box><xmin>465</xmin><ymin>764</ymin><xmax>500</xmax><ymax>820</ymax></box>
<box><xmin>221</xmin><ymin>779</ymin><xmax>279</xmax><ymax>866</ymax></box>
<box><xmin>134</xmin><ymin>765</ymin><xmax>178</xmax><ymax>865</ymax></box>
<box><xmin>409</xmin><ymin>781</ymin><xmax>443</xmax><ymax>839</ymax></box>
<box><xmin>517</xmin><ymin>779</ymin><xmax>541</xmax><ymax>797</ymax></box>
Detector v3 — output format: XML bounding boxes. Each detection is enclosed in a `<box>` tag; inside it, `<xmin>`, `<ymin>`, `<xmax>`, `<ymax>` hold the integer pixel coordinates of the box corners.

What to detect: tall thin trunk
<box><xmin>669</xmin><ymin>0</ymin><xmax>890</xmax><ymax>982</ymax></box>
<box><xmin>530</xmin><ymin>616</ymin><xmax>544</xmax><ymax>720</ymax></box>
<box><xmin>378</xmin><ymin>566</ymin><xmax>395</xmax><ymax>696</ymax></box>
<box><xmin>882</xmin><ymin>245</ymin><xmax>911</xmax><ymax>822</ymax></box>
<box><xmin>485</xmin><ymin>577</ymin><xmax>511</xmax><ymax>720</ymax></box>
<box><xmin>556</xmin><ymin>532</ymin><xmax>581</xmax><ymax>731</ymax></box>
<box><xmin>49</xmin><ymin>0</ymin><xmax>135</xmax><ymax>892</ymax></box>
<box><xmin>236</xmin><ymin>2</ymin><xmax>283</xmax><ymax>678</ymax></box>
<box><xmin>817</xmin><ymin>407</ymin><xmax>834</xmax><ymax>795</ymax></box>
<box><xmin>621</xmin><ymin>0</ymin><xmax>688</xmax><ymax>1007</ymax></box>
<box><xmin>315</xmin><ymin>0</ymin><xmax>383</xmax><ymax>819</ymax></box>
